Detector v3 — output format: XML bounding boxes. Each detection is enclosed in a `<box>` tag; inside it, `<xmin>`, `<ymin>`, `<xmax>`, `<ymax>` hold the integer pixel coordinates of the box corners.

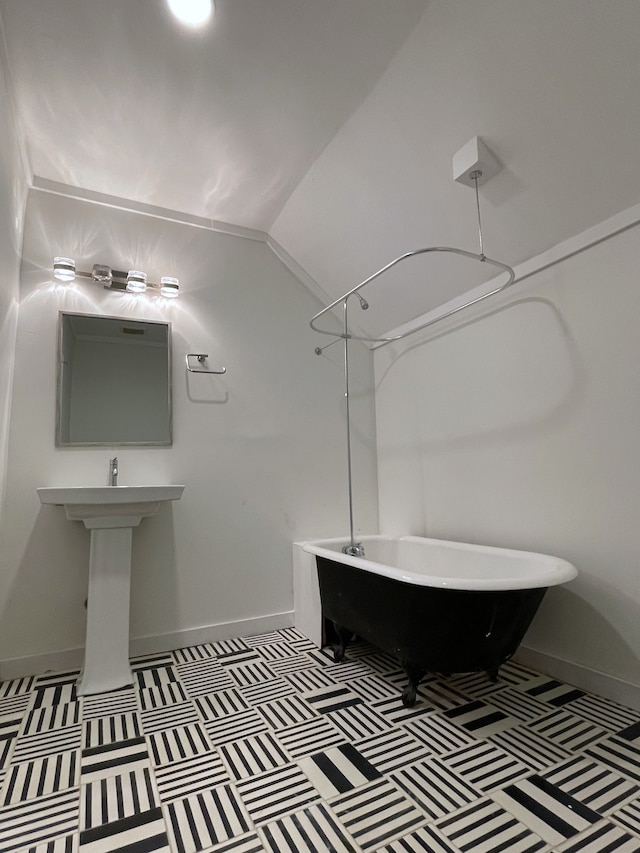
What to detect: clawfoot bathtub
<box><xmin>293</xmin><ymin>535</ymin><xmax>577</xmax><ymax>706</ymax></box>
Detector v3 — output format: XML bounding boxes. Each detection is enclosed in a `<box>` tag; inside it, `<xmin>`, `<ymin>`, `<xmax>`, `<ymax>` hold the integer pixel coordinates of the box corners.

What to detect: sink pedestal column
<box><xmin>78</xmin><ymin>527</ymin><xmax>134</xmax><ymax>696</ymax></box>
<box><xmin>37</xmin><ymin>485</ymin><xmax>185</xmax><ymax>697</ymax></box>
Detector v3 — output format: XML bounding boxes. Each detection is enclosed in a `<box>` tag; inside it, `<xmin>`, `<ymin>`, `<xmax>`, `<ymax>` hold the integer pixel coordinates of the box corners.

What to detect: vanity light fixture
<box><xmin>51</xmin><ymin>258</ymin><xmax>180</xmax><ymax>298</ymax></box>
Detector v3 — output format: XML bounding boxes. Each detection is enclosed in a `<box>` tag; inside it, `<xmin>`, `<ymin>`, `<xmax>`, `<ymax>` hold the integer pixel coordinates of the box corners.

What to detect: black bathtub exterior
<box><xmin>316</xmin><ymin>554</ymin><xmax>547</xmax><ymax>705</ymax></box>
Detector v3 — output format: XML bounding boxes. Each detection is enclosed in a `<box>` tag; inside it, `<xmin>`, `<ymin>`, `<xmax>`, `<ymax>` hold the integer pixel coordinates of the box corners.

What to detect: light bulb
<box><xmin>126</xmin><ymin>270</ymin><xmax>147</xmax><ymax>293</ymax></box>
<box><xmin>92</xmin><ymin>264</ymin><xmax>112</xmax><ymax>284</ymax></box>
<box><xmin>53</xmin><ymin>257</ymin><xmax>76</xmax><ymax>282</ymax></box>
<box><xmin>160</xmin><ymin>276</ymin><xmax>179</xmax><ymax>298</ymax></box>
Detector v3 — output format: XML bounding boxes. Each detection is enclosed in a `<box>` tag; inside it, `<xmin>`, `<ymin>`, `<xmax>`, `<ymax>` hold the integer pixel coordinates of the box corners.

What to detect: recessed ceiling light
<box><xmin>167</xmin><ymin>0</ymin><xmax>213</xmax><ymax>27</ymax></box>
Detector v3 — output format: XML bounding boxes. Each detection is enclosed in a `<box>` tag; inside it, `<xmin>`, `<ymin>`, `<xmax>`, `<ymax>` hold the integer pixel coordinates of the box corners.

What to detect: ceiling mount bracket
<box><xmin>453</xmin><ymin>136</ymin><xmax>502</xmax><ymax>188</ymax></box>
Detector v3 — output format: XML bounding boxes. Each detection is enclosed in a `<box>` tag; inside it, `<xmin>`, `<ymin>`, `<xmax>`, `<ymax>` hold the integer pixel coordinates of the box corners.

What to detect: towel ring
<box><xmin>186</xmin><ymin>353</ymin><xmax>226</xmax><ymax>374</ymax></box>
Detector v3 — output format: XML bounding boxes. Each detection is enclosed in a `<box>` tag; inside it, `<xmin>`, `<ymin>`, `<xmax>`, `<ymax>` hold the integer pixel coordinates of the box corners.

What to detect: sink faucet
<box><xmin>109</xmin><ymin>457</ymin><xmax>118</xmax><ymax>487</ymax></box>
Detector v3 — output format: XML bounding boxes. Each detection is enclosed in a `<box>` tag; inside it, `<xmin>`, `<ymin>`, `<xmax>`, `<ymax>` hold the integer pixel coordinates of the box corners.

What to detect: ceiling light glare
<box><xmin>167</xmin><ymin>0</ymin><xmax>213</xmax><ymax>27</ymax></box>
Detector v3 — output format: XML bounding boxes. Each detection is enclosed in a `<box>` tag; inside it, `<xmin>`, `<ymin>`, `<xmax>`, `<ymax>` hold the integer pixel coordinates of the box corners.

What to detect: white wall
<box><xmin>0</xmin><ymin>37</ymin><xmax>27</xmax><ymax>549</ymax></box>
<box><xmin>0</xmin><ymin>189</ymin><xmax>378</xmax><ymax>674</ymax></box>
<box><xmin>375</xmin><ymin>220</ymin><xmax>640</xmax><ymax>697</ymax></box>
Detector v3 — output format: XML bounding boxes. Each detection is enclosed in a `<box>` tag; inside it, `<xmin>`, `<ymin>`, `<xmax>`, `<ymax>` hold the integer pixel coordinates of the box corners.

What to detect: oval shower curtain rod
<box><xmin>310</xmin><ymin>246</ymin><xmax>515</xmax><ymax>346</ymax></box>
<box><xmin>310</xmin><ymin>170</ymin><xmax>516</xmax><ymax>348</ymax></box>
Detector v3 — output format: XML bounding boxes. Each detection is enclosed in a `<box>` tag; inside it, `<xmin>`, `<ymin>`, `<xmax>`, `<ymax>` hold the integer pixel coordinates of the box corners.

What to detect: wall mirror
<box><xmin>56</xmin><ymin>312</ymin><xmax>172</xmax><ymax>446</ymax></box>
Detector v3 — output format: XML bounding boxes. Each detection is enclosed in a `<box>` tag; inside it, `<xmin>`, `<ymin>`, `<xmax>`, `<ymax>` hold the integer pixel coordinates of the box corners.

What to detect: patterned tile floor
<box><xmin>2</xmin><ymin>628</ymin><xmax>640</xmax><ymax>852</ymax></box>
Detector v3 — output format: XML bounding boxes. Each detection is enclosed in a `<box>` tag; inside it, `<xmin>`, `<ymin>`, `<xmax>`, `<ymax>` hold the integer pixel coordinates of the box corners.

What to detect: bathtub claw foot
<box><xmin>332</xmin><ymin>622</ymin><xmax>352</xmax><ymax>663</ymax></box>
<box><xmin>487</xmin><ymin>667</ymin><xmax>500</xmax><ymax>682</ymax></box>
<box><xmin>401</xmin><ymin>660</ymin><xmax>427</xmax><ymax>708</ymax></box>
<box><xmin>402</xmin><ymin>684</ymin><xmax>417</xmax><ymax>707</ymax></box>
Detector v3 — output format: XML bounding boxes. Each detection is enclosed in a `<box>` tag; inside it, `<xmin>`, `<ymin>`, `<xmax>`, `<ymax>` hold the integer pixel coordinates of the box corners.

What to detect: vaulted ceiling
<box><xmin>0</xmin><ymin>0</ymin><xmax>426</xmax><ymax>229</ymax></box>
<box><xmin>2</xmin><ymin>0</ymin><xmax>639</xmax><ymax>337</ymax></box>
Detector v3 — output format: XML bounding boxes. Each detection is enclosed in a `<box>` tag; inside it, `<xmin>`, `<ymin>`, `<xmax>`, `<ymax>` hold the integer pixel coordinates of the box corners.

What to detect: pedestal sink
<box><xmin>37</xmin><ymin>485</ymin><xmax>185</xmax><ymax>695</ymax></box>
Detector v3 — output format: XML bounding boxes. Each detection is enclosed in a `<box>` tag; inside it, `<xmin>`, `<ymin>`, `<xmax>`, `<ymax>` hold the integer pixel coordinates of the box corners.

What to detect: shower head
<box><xmin>354</xmin><ymin>292</ymin><xmax>369</xmax><ymax>310</ymax></box>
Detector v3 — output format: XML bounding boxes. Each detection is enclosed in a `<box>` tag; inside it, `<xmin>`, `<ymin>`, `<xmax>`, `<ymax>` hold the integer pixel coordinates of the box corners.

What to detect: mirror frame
<box><xmin>55</xmin><ymin>311</ymin><xmax>173</xmax><ymax>447</ymax></box>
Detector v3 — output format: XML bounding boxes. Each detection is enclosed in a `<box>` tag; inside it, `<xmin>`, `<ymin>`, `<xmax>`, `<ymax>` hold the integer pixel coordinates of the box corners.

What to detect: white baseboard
<box><xmin>515</xmin><ymin>646</ymin><xmax>640</xmax><ymax>713</ymax></box>
<box><xmin>0</xmin><ymin>611</ymin><xmax>294</xmax><ymax>682</ymax></box>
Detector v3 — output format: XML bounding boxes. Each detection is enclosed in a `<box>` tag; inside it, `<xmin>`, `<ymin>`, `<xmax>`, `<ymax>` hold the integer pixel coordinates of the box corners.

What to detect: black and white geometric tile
<box><xmin>260</xmin><ymin>800</ymin><xmax>356</xmax><ymax>853</ymax></box>
<box><xmin>442</xmin><ymin>738</ymin><xmax>530</xmax><ymax>793</ymax></box>
<box><xmin>235</xmin><ymin>763</ymin><xmax>319</xmax><ymax>825</ymax></box>
<box><xmin>299</xmin><ymin>742</ymin><xmax>381</xmax><ymax>799</ymax></box>
<box><xmin>84</xmin><ymin>712</ymin><xmax>141</xmax><ymax>746</ymax></box>
<box><xmin>220</xmin><ymin>730</ymin><xmax>290</xmax><ymax>780</ymax></box>
<box><xmin>557</xmin><ymin>822</ymin><xmax>640</xmax><ymax>852</ymax></box>
<box><xmin>80</xmin><ymin>766</ymin><xmax>157</xmax><ymax>829</ymax></box>
<box><xmin>328</xmin><ymin>703</ymin><xmax>391</xmax><ymax>742</ymax></box>
<box><xmin>404</xmin><ymin>712</ymin><xmax>476</xmax><ymax>756</ymax></box>
<box><xmin>11</xmin><ymin>725</ymin><xmax>82</xmax><ymax>764</ymax></box>
<box><xmin>1</xmin><ymin>714</ymin><xmax>31</xmax><ymax>766</ymax></box>
<box><xmin>520</xmin><ymin>676</ymin><xmax>585</xmax><ymax>708</ymax></box>
<box><xmin>32</xmin><ymin>672</ymin><xmax>79</xmax><ymax>709</ymax></box>
<box><xmin>355</xmin><ymin>727</ymin><xmax>429</xmax><ymax>774</ymax></box>
<box><xmin>22</xmin><ymin>700</ymin><xmax>82</xmax><ymax>736</ymax></box>
<box><xmin>379</xmin><ymin>823</ymin><xmax>456</xmax><ymax>852</ymax></box>
<box><xmin>80</xmin><ymin>736</ymin><xmax>151</xmax><ymax>784</ymax></box>
<box><xmin>79</xmin><ymin>805</ymin><xmax>170</xmax><ymax>852</ymax></box>
<box><xmin>139</xmin><ymin>681</ymin><xmax>189</xmax><ymax>711</ymax></box>
<box><xmin>155</xmin><ymin>751</ymin><xmax>229</xmax><ymax>802</ymax></box>
<box><xmin>331</xmin><ymin>778</ymin><xmax>425</xmax><ymax>851</ymax></box>
<box><xmin>444</xmin><ymin>699</ymin><xmax>519</xmax><ymax>738</ymax></box>
<box><xmin>526</xmin><ymin>707</ymin><xmax>606</xmax><ymax>752</ymax></box>
<box><xmin>586</xmin><ymin>737</ymin><xmax>640</xmax><ymax>784</ymax></box>
<box><xmin>0</xmin><ymin>787</ymin><xmax>79</xmax><ymax>853</ymax></box>
<box><xmin>82</xmin><ymin>687</ymin><xmax>137</xmax><ymax>719</ymax></box>
<box><xmin>177</xmin><ymin>659</ymin><xmax>236</xmax><ymax>697</ymax></box>
<box><xmin>141</xmin><ymin>701</ymin><xmax>200</xmax><ymax>734</ymax></box>
<box><xmin>255</xmin><ymin>694</ymin><xmax>318</xmax><ymax>730</ymax></box>
<box><xmin>148</xmin><ymin>722</ymin><xmax>212</xmax><ymax>765</ymax></box>
<box><xmin>493</xmin><ymin>774</ymin><xmax>601</xmax><ymax>846</ymax></box>
<box><xmin>613</xmin><ymin>797</ymin><xmax>640</xmax><ymax>838</ymax></box>
<box><xmin>241</xmin><ymin>677</ymin><xmax>295</xmax><ymax>707</ymax></box>
<box><xmin>275</xmin><ymin>715</ymin><xmax>345</xmax><ymax>759</ymax></box>
<box><xmin>568</xmin><ymin>693</ymin><xmax>639</xmax><ymax>732</ymax></box>
<box><xmin>2</xmin><ymin>750</ymin><xmax>78</xmax><ymax>805</ymax></box>
<box><xmin>302</xmin><ymin>684</ymin><xmax>363</xmax><ymax>715</ymax></box>
<box><xmin>204</xmin><ymin>708</ymin><xmax>268</xmax><ymax>746</ymax></box>
<box><xmin>543</xmin><ymin>755</ymin><xmax>639</xmax><ymax>815</ymax></box>
<box><xmin>489</xmin><ymin>724</ymin><xmax>573</xmax><ymax>770</ymax></box>
<box><xmin>391</xmin><ymin>757</ymin><xmax>477</xmax><ymax>821</ymax></box>
<box><xmin>165</xmin><ymin>785</ymin><xmax>252</xmax><ymax>852</ymax></box>
<box><xmin>2</xmin><ymin>626</ymin><xmax>640</xmax><ymax>853</ymax></box>
<box><xmin>437</xmin><ymin>797</ymin><xmax>547</xmax><ymax>852</ymax></box>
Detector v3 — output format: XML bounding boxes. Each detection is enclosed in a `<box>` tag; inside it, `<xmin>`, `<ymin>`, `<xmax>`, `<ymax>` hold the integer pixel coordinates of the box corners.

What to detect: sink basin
<box><xmin>37</xmin><ymin>485</ymin><xmax>185</xmax><ymax>528</ymax></box>
<box><xmin>37</xmin><ymin>484</ymin><xmax>185</xmax><ymax>695</ymax></box>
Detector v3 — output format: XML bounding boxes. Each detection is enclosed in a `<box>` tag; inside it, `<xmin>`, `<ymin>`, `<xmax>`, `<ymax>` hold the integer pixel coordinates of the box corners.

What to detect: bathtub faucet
<box><xmin>109</xmin><ymin>456</ymin><xmax>118</xmax><ymax>487</ymax></box>
<box><xmin>343</xmin><ymin>542</ymin><xmax>365</xmax><ymax>557</ymax></box>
